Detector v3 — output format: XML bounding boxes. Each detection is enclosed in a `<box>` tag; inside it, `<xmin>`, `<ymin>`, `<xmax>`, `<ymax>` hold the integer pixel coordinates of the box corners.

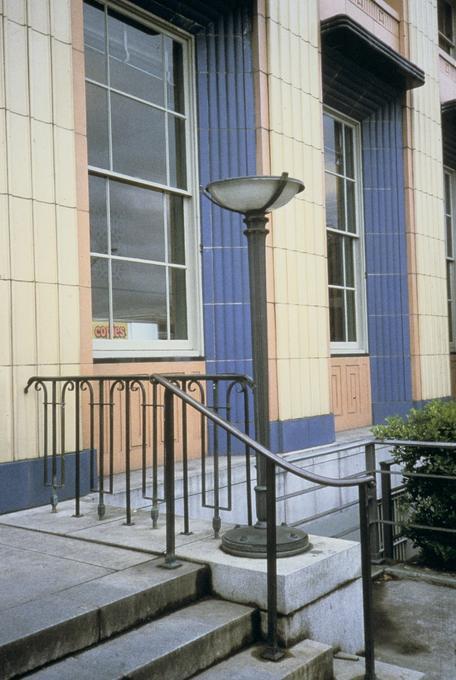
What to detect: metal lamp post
<box><xmin>204</xmin><ymin>172</ymin><xmax>310</xmax><ymax>558</ymax></box>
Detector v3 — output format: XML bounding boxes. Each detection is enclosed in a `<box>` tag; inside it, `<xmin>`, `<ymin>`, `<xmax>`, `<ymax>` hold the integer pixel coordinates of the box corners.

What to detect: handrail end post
<box><xmin>261</xmin><ymin>644</ymin><xmax>285</xmax><ymax>662</ymax></box>
<box><xmin>161</xmin><ymin>553</ymin><xmax>182</xmax><ymax>570</ymax></box>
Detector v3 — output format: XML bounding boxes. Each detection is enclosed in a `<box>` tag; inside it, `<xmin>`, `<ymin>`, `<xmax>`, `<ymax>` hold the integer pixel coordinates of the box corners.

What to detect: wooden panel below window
<box><xmin>330</xmin><ymin>356</ymin><xmax>372</xmax><ymax>430</ymax></box>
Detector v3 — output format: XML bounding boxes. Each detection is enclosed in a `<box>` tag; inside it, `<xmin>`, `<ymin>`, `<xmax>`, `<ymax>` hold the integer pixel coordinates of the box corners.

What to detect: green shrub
<box><xmin>373</xmin><ymin>400</ymin><xmax>456</xmax><ymax>570</ymax></box>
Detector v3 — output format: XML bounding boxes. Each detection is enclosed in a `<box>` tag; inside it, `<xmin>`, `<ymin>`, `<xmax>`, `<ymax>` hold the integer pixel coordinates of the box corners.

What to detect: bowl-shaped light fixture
<box><xmin>205</xmin><ymin>174</ymin><xmax>304</xmax><ymax>215</ymax></box>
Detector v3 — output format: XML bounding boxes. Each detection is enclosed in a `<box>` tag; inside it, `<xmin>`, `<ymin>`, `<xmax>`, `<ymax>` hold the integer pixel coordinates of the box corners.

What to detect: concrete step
<box><xmin>28</xmin><ymin>598</ymin><xmax>258</xmax><ymax>680</ymax></box>
<box><xmin>0</xmin><ymin>555</ymin><xmax>209</xmax><ymax>679</ymax></box>
<box><xmin>195</xmin><ymin>639</ymin><xmax>334</xmax><ymax>679</ymax></box>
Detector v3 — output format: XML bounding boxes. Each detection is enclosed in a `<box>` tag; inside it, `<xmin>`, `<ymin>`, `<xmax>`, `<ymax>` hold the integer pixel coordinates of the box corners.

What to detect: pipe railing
<box><xmin>153</xmin><ymin>375</ymin><xmax>376</xmax><ymax>677</ymax></box>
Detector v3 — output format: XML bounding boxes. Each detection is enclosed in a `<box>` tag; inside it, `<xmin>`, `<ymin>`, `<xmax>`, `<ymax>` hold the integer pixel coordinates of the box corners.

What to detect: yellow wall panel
<box><xmin>0</xmin><ymin>0</ymin><xmax>81</xmax><ymax>462</ymax></box>
<box><xmin>405</xmin><ymin>0</ymin><xmax>451</xmax><ymax>399</ymax></box>
<box><xmin>9</xmin><ymin>197</ymin><xmax>34</xmax><ymax>281</ymax></box>
<box><xmin>4</xmin><ymin>19</ymin><xmax>29</xmax><ymax>115</ymax></box>
<box><xmin>28</xmin><ymin>0</ymin><xmax>51</xmax><ymax>34</ymax></box>
<box><xmin>29</xmin><ymin>29</ymin><xmax>53</xmax><ymax>123</ymax></box>
<box><xmin>36</xmin><ymin>283</ymin><xmax>60</xmax><ymax>365</ymax></box>
<box><xmin>0</xmin><ymin>110</ymin><xmax>6</xmax><ymax>194</ymax></box>
<box><xmin>4</xmin><ymin>0</ymin><xmax>26</xmax><ymax>24</ymax></box>
<box><xmin>0</xmin><ymin>367</ymin><xmax>13</xmax><ymax>463</ymax></box>
<box><xmin>33</xmin><ymin>201</ymin><xmax>58</xmax><ymax>284</ymax></box>
<box><xmin>264</xmin><ymin>0</ymin><xmax>330</xmax><ymax>423</ymax></box>
<box><xmin>7</xmin><ymin>111</ymin><xmax>32</xmax><ymax>198</ymax></box>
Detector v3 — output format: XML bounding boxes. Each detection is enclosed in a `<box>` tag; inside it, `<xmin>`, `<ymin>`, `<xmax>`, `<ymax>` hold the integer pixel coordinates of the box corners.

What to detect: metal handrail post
<box><xmin>365</xmin><ymin>443</ymin><xmax>381</xmax><ymax>562</ymax></box>
<box><xmin>380</xmin><ymin>461</ymin><xmax>394</xmax><ymax>560</ymax></box>
<box><xmin>262</xmin><ymin>458</ymin><xmax>284</xmax><ymax>661</ymax></box>
<box><xmin>358</xmin><ymin>482</ymin><xmax>376</xmax><ymax>680</ymax></box>
<box><xmin>162</xmin><ymin>387</ymin><xmax>181</xmax><ymax>569</ymax></box>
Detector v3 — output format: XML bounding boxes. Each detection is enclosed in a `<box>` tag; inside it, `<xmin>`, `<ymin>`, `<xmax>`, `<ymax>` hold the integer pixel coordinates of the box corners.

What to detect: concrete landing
<box><xmin>333</xmin><ymin>656</ymin><xmax>425</xmax><ymax>679</ymax></box>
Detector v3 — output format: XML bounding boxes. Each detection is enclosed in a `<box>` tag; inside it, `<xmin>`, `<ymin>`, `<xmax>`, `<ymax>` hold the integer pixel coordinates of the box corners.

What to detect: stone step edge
<box><xmin>193</xmin><ymin>638</ymin><xmax>334</xmax><ymax>679</ymax></box>
<box><xmin>28</xmin><ymin>599</ymin><xmax>259</xmax><ymax>680</ymax></box>
<box><xmin>1</xmin><ymin>562</ymin><xmax>210</xmax><ymax>679</ymax></box>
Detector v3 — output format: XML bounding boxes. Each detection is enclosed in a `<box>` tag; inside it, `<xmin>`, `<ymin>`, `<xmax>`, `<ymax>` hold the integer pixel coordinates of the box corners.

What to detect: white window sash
<box><xmin>324</xmin><ymin>107</ymin><xmax>368</xmax><ymax>355</ymax></box>
<box><xmin>85</xmin><ymin>0</ymin><xmax>203</xmax><ymax>359</ymax></box>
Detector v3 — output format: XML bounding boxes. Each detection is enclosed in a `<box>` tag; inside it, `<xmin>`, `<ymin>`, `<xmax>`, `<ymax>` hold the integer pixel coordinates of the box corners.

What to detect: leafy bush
<box><xmin>373</xmin><ymin>400</ymin><xmax>456</xmax><ymax>570</ymax></box>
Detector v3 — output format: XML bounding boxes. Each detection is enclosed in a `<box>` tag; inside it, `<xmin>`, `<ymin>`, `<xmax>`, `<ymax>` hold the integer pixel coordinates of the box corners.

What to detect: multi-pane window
<box><xmin>445</xmin><ymin>170</ymin><xmax>456</xmax><ymax>348</ymax></box>
<box><xmin>84</xmin><ymin>0</ymin><xmax>200</xmax><ymax>357</ymax></box>
<box><xmin>324</xmin><ymin>112</ymin><xmax>366</xmax><ymax>352</ymax></box>
<box><xmin>438</xmin><ymin>0</ymin><xmax>455</xmax><ymax>56</ymax></box>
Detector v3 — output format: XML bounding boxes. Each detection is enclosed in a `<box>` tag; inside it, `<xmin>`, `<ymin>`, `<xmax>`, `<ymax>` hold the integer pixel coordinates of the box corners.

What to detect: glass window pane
<box><xmin>344</xmin><ymin>237</ymin><xmax>355</xmax><ymax>287</ymax></box>
<box><xmin>112</xmin><ymin>260</ymin><xmax>167</xmax><ymax>340</ymax></box>
<box><xmin>444</xmin><ymin>173</ymin><xmax>451</xmax><ymax>213</ymax></box>
<box><xmin>111</xmin><ymin>92</ymin><xmax>166</xmax><ymax>183</ymax></box>
<box><xmin>327</xmin><ymin>231</ymin><xmax>344</xmax><ymax>286</ymax></box>
<box><xmin>86</xmin><ymin>83</ymin><xmax>110</xmax><ymax>168</ymax></box>
<box><xmin>323</xmin><ymin>116</ymin><xmax>343</xmax><ymax>174</ymax></box>
<box><xmin>448</xmin><ymin>302</ymin><xmax>453</xmax><ymax>343</ymax></box>
<box><xmin>108</xmin><ymin>10</ymin><xmax>164</xmax><ymax>106</ymax></box>
<box><xmin>89</xmin><ymin>175</ymin><xmax>108</xmax><ymax>253</ymax></box>
<box><xmin>168</xmin><ymin>195</ymin><xmax>185</xmax><ymax>264</ymax></box>
<box><xmin>165</xmin><ymin>38</ymin><xmax>184</xmax><ymax>113</ymax></box>
<box><xmin>329</xmin><ymin>287</ymin><xmax>345</xmax><ymax>342</ymax></box>
<box><xmin>346</xmin><ymin>290</ymin><xmax>357</xmax><ymax>342</ymax></box>
<box><xmin>84</xmin><ymin>0</ymin><xmax>106</xmax><ymax>84</ymax></box>
<box><xmin>91</xmin><ymin>257</ymin><xmax>110</xmax><ymax>322</ymax></box>
<box><xmin>168</xmin><ymin>115</ymin><xmax>187</xmax><ymax>189</ymax></box>
<box><xmin>447</xmin><ymin>261</ymin><xmax>453</xmax><ymax>298</ymax></box>
<box><xmin>169</xmin><ymin>268</ymin><xmax>187</xmax><ymax>339</ymax></box>
<box><xmin>109</xmin><ymin>180</ymin><xmax>165</xmax><ymax>261</ymax></box>
<box><xmin>325</xmin><ymin>172</ymin><xmax>345</xmax><ymax>231</ymax></box>
<box><xmin>447</xmin><ymin>216</ymin><xmax>453</xmax><ymax>257</ymax></box>
<box><xmin>346</xmin><ymin>180</ymin><xmax>356</xmax><ymax>233</ymax></box>
<box><xmin>439</xmin><ymin>0</ymin><xmax>453</xmax><ymax>38</ymax></box>
<box><xmin>344</xmin><ymin>126</ymin><xmax>354</xmax><ymax>179</ymax></box>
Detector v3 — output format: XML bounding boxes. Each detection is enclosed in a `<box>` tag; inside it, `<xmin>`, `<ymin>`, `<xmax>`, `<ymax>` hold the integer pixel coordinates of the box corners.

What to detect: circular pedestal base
<box><xmin>221</xmin><ymin>524</ymin><xmax>311</xmax><ymax>558</ymax></box>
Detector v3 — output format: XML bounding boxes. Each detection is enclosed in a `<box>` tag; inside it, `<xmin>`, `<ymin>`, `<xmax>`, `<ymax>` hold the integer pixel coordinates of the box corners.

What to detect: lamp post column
<box><xmin>244</xmin><ymin>212</ymin><xmax>270</xmax><ymax>524</ymax></box>
<box><xmin>204</xmin><ymin>172</ymin><xmax>310</xmax><ymax>558</ymax></box>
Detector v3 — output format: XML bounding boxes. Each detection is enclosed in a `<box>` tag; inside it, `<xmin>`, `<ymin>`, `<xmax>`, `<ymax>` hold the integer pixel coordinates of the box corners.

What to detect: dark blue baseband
<box><xmin>372</xmin><ymin>401</ymin><xmax>413</xmax><ymax>424</ymax></box>
<box><xmin>269</xmin><ymin>414</ymin><xmax>335</xmax><ymax>453</ymax></box>
<box><xmin>373</xmin><ymin>396</ymin><xmax>453</xmax><ymax>425</ymax></box>
<box><xmin>0</xmin><ymin>450</ymin><xmax>94</xmax><ymax>515</ymax></box>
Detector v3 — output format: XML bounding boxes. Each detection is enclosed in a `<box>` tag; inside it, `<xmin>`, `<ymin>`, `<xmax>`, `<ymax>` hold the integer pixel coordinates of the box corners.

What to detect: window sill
<box><xmin>94</xmin><ymin>355</ymin><xmax>205</xmax><ymax>364</ymax></box>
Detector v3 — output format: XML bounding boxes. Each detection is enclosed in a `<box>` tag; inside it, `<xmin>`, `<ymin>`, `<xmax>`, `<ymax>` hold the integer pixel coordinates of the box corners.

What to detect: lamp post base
<box><xmin>221</xmin><ymin>524</ymin><xmax>311</xmax><ymax>558</ymax></box>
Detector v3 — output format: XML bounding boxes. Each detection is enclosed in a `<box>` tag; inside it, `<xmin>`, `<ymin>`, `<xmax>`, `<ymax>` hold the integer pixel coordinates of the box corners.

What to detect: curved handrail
<box><xmin>152</xmin><ymin>374</ymin><xmax>375</xmax><ymax>489</ymax></box>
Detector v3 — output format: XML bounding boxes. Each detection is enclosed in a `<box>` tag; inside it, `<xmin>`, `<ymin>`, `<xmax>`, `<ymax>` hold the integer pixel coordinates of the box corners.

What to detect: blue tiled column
<box><xmin>362</xmin><ymin>101</ymin><xmax>413</xmax><ymax>422</ymax></box>
<box><xmin>196</xmin><ymin>9</ymin><xmax>256</xmax><ymax>379</ymax></box>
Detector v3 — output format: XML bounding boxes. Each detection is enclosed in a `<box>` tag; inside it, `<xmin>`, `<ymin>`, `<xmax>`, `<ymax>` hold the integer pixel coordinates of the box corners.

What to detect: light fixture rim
<box><xmin>204</xmin><ymin>174</ymin><xmax>305</xmax><ymax>215</ymax></box>
<box><xmin>205</xmin><ymin>174</ymin><xmax>305</xmax><ymax>194</ymax></box>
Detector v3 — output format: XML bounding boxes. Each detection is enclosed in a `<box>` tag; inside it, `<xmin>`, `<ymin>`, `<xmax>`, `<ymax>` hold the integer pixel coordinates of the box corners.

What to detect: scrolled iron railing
<box><xmin>24</xmin><ymin>372</ymin><xmax>255</xmax><ymax>534</ymax></box>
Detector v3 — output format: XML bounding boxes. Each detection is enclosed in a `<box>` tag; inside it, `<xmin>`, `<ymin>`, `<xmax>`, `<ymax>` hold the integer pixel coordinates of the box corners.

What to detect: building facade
<box><xmin>0</xmin><ymin>0</ymin><xmax>455</xmax><ymax>512</ymax></box>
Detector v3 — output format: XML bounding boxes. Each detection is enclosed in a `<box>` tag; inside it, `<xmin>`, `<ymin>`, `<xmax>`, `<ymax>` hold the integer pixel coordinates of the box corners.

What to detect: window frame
<box><xmin>438</xmin><ymin>0</ymin><xmax>456</xmax><ymax>58</ymax></box>
<box><xmin>444</xmin><ymin>167</ymin><xmax>456</xmax><ymax>352</ymax></box>
<box><xmin>84</xmin><ymin>0</ymin><xmax>203</xmax><ymax>359</ymax></box>
<box><xmin>323</xmin><ymin>107</ymin><xmax>368</xmax><ymax>355</ymax></box>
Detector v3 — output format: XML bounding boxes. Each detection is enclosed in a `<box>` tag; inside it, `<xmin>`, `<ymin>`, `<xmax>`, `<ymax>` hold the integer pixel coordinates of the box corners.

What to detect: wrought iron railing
<box><xmin>24</xmin><ymin>373</ymin><xmax>254</xmax><ymax>534</ymax></box>
<box><xmin>25</xmin><ymin>372</ymin><xmax>376</xmax><ymax>678</ymax></box>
